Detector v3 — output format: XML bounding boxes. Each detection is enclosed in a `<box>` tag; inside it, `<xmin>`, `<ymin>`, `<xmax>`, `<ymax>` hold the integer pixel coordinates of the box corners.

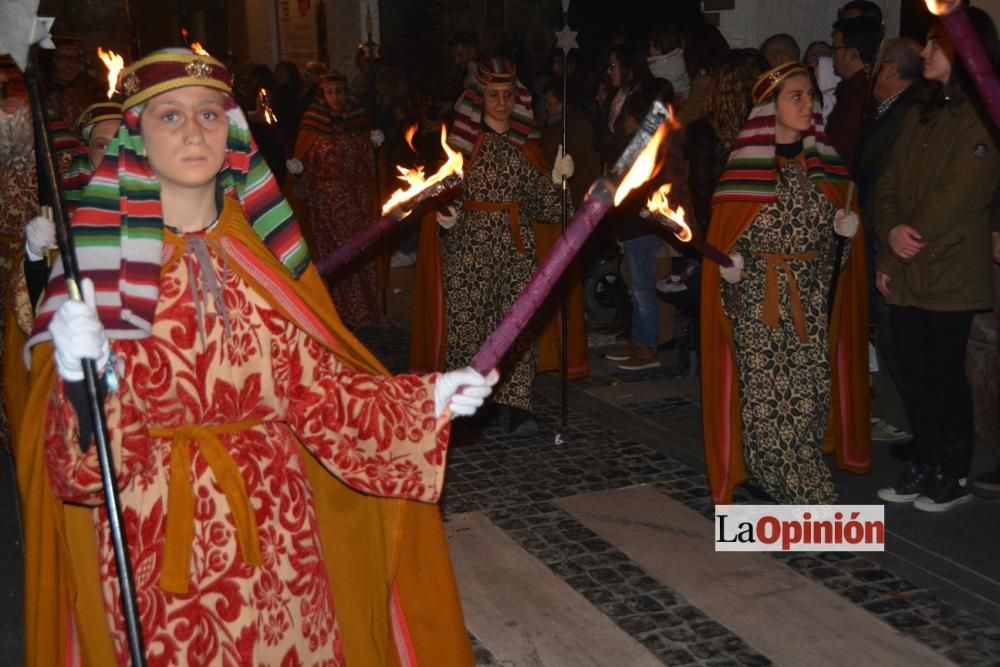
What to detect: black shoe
<box><xmin>973</xmin><ymin>465</ymin><xmax>1000</xmax><ymax>499</ymax></box>
<box><xmin>913</xmin><ymin>475</ymin><xmax>973</xmax><ymax>512</ymax></box>
<box><xmin>507</xmin><ymin>407</ymin><xmax>539</xmax><ymax>438</ymax></box>
<box><xmin>877</xmin><ymin>464</ymin><xmax>936</xmax><ymax>503</ymax></box>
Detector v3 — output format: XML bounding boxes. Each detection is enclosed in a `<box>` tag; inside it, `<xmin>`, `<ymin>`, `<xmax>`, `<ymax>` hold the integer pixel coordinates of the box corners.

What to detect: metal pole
<box><xmin>25</xmin><ymin>47</ymin><xmax>147</xmax><ymax>667</ymax></box>
<box><xmin>559</xmin><ymin>24</ymin><xmax>569</xmax><ymax>430</ymax></box>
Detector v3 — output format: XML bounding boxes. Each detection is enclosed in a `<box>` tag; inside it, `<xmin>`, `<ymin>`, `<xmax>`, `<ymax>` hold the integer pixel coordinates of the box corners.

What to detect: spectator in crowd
<box><xmin>273</xmin><ymin>60</ymin><xmax>304</xmax><ymax>146</ymax></box>
<box><xmin>602</xmin><ymin>43</ymin><xmax>650</xmax><ymax>166</ymax></box>
<box><xmin>541</xmin><ymin>79</ymin><xmax>601</xmax><ymax>208</ymax></box>
<box><xmin>604</xmin><ymin>91</ymin><xmax>671</xmax><ymax>372</ymax></box>
<box><xmin>760</xmin><ymin>33</ymin><xmax>801</xmax><ymax>68</ymax></box>
<box><xmin>875</xmin><ymin>8</ymin><xmax>1000</xmax><ymax>512</ymax></box>
<box><xmin>680</xmin><ymin>23</ymin><xmax>731</xmax><ymax>129</ymax></box>
<box><xmin>647</xmin><ymin>24</ymin><xmax>690</xmax><ymax>102</ymax></box>
<box><xmin>300</xmin><ymin>60</ymin><xmax>330</xmax><ymax>115</ymax></box>
<box><xmin>805</xmin><ymin>41</ymin><xmax>840</xmax><ymax>122</ymax></box>
<box><xmin>855</xmin><ymin>38</ymin><xmax>926</xmax><ymax>447</ymax></box>
<box><xmin>701</xmin><ymin>62</ymin><xmax>870</xmax><ymax>505</ymax></box>
<box><xmin>449</xmin><ymin>31</ymin><xmax>479</xmax><ymax>100</ymax></box>
<box><xmin>840</xmin><ymin>0</ymin><xmax>883</xmax><ymax>22</ymax></box>
<box><xmin>827</xmin><ymin>16</ymin><xmax>880</xmax><ymax>167</ymax></box>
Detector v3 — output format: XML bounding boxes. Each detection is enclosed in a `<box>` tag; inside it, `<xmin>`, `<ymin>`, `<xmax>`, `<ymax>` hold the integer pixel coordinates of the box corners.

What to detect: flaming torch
<box><xmin>190</xmin><ymin>42</ymin><xmax>210</xmax><ymax>57</ymax></box>
<box><xmin>435</xmin><ymin>101</ymin><xmax>672</xmax><ymax>431</ymax></box>
<box><xmin>316</xmin><ymin>124</ymin><xmax>464</xmax><ymax>275</ymax></box>
<box><xmin>96</xmin><ymin>47</ymin><xmax>124</xmax><ymax>99</ymax></box>
<box><xmin>642</xmin><ymin>184</ymin><xmax>732</xmax><ymax>267</ymax></box>
<box><xmin>925</xmin><ymin>0</ymin><xmax>1000</xmax><ymax>128</ymax></box>
<box><xmin>257</xmin><ymin>87</ymin><xmax>292</xmax><ymax>158</ymax></box>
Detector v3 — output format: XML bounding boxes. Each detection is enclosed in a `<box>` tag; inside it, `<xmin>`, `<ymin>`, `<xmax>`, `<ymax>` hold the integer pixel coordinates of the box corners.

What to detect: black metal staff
<box><xmin>827</xmin><ymin>25</ymin><xmax>886</xmax><ymax>317</ymax></box>
<box><xmin>555</xmin><ymin>1</ymin><xmax>578</xmax><ymax>432</ymax></box>
<box><xmin>24</xmin><ymin>46</ymin><xmax>147</xmax><ymax>666</ymax></box>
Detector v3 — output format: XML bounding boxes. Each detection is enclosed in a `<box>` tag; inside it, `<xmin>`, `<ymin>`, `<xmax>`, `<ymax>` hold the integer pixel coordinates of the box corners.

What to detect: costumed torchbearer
<box><xmin>290</xmin><ymin>71</ymin><xmax>380</xmax><ymax>328</ymax></box>
<box><xmin>411</xmin><ymin>56</ymin><xmax>581</xmax><ymax>436</ymax></box>
<box><xmin>0</xmin><ymin>55</ymin><xmax>76</xmax><ymax>449</ymax></box>
<box><xmin>20</xmin><ymin>49</ymin><xmax>496</xmax><ymax>666</ymax></box>
<box><xmin>701</xmin><ymin>62</ymin><xmax>871</xmax><ymax>505</ymax></box>
<box><xmin>4</xmin><ymin>101</ymin><xmax>122</xmax><ymax>457</ymax></box>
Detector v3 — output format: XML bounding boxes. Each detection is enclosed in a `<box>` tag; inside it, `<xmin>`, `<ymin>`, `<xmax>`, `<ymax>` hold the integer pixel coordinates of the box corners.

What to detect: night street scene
<box><xmin>0</xmin><ymin>0</ymin><xmax>999</xmax><ymax>664</ymax></box>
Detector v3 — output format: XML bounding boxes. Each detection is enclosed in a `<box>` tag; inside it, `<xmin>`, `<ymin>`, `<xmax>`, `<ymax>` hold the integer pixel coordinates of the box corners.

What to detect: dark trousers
<box><xmin>889</xmin><ymin>305</ymin><xmax>974</xmax><ymax>476</ymax></box>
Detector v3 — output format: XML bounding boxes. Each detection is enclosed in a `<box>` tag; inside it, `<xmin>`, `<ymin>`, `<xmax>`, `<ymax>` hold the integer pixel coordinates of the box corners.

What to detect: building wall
<box><xmin>714</xmin><ymin>0</ymin><xmax>902</xmax><ymax>51</ymax></box>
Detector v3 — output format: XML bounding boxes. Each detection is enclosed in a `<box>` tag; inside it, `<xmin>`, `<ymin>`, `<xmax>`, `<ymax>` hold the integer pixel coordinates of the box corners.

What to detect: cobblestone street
<box><xmin>0</xmin><ymin>324</ymin><xmax>998</xmax><ymax>665</ymax></box>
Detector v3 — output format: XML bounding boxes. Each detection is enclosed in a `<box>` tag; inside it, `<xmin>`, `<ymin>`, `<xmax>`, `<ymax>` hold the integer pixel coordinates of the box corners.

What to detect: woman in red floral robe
<box><xmin>26</xmin><ymin>50</ymin><xmax>494</xmax><ymax>666</ymax></box>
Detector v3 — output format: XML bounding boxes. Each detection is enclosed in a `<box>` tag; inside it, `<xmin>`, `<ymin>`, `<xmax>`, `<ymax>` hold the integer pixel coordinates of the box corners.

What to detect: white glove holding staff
<box><xmin>25</xmin><ymin>215</ymin><xmax>56</xmax><ymax>261</ymax></box>
<box><xmin>49</xmin><ymin>278</ymin><xmax>111</xmax><ymax>382</ymax></box>
<box><xmin>434</xmin><ymin>367</ymin><xmax>500</xmax><ymax>419</ymax></box>
<box><xmin>834</xmin><ymin>210</ymin><xmax>859</xmax><ymax>238</ymax></box>
<box><xmin>551</xmin><ymin>144</ymin><xmax>575</xmax><ymax>185</ymax></box>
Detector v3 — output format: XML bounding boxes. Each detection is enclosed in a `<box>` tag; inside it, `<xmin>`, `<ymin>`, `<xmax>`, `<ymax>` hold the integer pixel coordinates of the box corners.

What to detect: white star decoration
<box><xmin>555</xmin><ymin>24</ymin><xmax>578</xmax><ymax>55</ymax></box>
<box><xmin>0</xmin><ymin>0</ymin><xmax>55</xmax><ymax>71</ymax></box>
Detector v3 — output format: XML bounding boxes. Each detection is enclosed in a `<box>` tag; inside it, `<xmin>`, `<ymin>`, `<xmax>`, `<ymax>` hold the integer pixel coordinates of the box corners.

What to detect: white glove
<box><xmin>370</xmin><ymin>129</ymin><xmax>385</xmax><ymax>148</ymax></box>
<box><xmin>434</xmin><ymin>367</ymin><xmax>500</xmax><ymax>419</ymax></box>
<box><xmin>25</xmin><ymin>215</ymin><xmax>56</xmax><ymax>261</ymax></box>
<box><xmin>49</xmin><ymin>278</ymin><xmax>110</xmax><ymax>382</ymax></box>
<box><xmin>720</xmin><ymin>253</ymin><xmax>745</xmax><ymax>284</ymax></box>
<box><xmin>834</xmin><ymin>209</ymin><xmax>859</xmax><ymax>238</ymax></box>
<box><xmin>551</xmin><ymin>144</ymin><xmax>575</xmax><ymax>185</ymax></box>
<box><xmin>285</xmin><ymin>158</ymin><xmax>304</xmax><ymax>175</ymax></box>
<box><xmin>436</xmin><ymin>205</ymin><xmax>458</xmax><ymax>230</ymax></box>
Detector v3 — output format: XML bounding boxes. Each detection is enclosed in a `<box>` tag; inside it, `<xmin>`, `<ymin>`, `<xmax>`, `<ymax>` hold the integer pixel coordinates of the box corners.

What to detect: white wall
<box><xmin>244</xmin><ymin>0</ymin><xmax>280</xmax><ymax>66</ymax></box>
<box><xmin>716</xmin><ymin>0</ymin><xmax>901</xmax><ymax>52</ymax></box>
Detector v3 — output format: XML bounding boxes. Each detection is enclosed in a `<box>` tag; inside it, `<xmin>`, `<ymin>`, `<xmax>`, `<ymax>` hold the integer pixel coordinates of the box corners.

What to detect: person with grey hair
<box><xmin>858</xmin><ymin>37</ymin><xmax>927</xmax><ymax>448</ymax></box>
<box><xmin>760</xmin><ymin>33</ymin><xmax>801</xmax><ymax>68</ymax></box>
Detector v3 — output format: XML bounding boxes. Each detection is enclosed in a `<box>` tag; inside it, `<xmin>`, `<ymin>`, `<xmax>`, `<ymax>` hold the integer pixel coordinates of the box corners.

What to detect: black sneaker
<box><xmin>877</xmin><ymin>464</ymin><xmax>936</xmax><ymax>503</ymax></box>
<box><xmin>508</xmin><ymin>407</ymin><xmax>539</xmax><ymax>438</ymax></box>
<box><xmin>973</xmin><ymin>465</ymin><xmax>1000</xmax><ymax>499</ymax></box>
<box><xmin>913</xmin><ymin>476</ymin><xmax>973</xmax><ymax>512</ymax></box>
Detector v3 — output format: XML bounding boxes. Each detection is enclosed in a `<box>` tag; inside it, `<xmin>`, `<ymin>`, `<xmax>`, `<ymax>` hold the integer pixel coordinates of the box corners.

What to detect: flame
<box><xmin>180</xmin><ymin>28</ymin><xmax>190</xmax><ymax>43</ymax></box>
<box><xmin>614</xmin><ymin>123</ymin><xmax>668</xmax><ymax>206</ymax></box>
<box><xmin>96</xmin><ymin>48</ymin><xmax>124</xmax><ymax>99</ymax></box>
<box><xmin>381</xmin><ymin>125</ymin><xmax>463</xmax><ymax>215</ymax></box>
<box><xmin>190</xmin><ymin>42</ymin><xmax>210</xmax><ymax>56</ymax></box>
<box><xmin>404</xmin><ymin>123</ymin><xmax>418</xmax><ymax>153</ymax></box>
<box><xmin>925</xmin><ymin>0</ymin><xmax>959</xmax><ymax>15</ymax></box>
<box><xmin>646</xmin><ymin>183</ymin><xmax>691</xmax><ymax>241</ymax></box>
<box><xmin>258</xmin><ymin>88</ymin><xmax>278</xmax><ymax>125</ymax></box>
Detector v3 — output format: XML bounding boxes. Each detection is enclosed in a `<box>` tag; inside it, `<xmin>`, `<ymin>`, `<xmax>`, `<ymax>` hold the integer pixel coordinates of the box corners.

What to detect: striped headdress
<box><xmin>712</xmin><ymin>62</ymin><xmax>848</xmax><ymax>204</ymax></box>
<box><xmin>28</xmin><ymin>49</ymin><xmax>310</xmax><ymax>350</ymax></box>
<box><xmin>63</xmin><ymin>102</ymin><xmax>123</xmax><ymax>213</ymax></box>
<box><xmin>298</xmin><ymin>72</ymin><xmax>368</xmax><ymax>137</ymax></box>
<box><xmin>449</xmin><ymin>56</ymin><xmax>540</xmax><ymax>158</ymax></box>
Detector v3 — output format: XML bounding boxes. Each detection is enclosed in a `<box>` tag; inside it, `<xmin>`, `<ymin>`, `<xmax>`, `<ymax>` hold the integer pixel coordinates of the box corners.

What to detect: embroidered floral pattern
<box><xmin>44</xmin><ymin>236</ymin><xmax>447</xmax><ymax>665</ymax></box>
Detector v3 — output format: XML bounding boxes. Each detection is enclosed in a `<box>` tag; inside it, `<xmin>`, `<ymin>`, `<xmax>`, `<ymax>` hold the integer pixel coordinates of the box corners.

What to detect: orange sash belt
<box><xmin>462</xmin><ymin>199</ymin><xmax>525</xmax><ymax>254</ymax></box>
<box><xmin>757</xmin><ymin>251</ymin><xmax>818</xmax><ymax>343</ymax></box>
<box><xmin>149</xmin><ymin>419</ymin><xmax>264</xmax><ymax>594</ymax></box>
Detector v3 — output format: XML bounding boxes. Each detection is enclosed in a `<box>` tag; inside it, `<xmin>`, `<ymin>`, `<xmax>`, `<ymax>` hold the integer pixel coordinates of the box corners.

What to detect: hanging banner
<box><xmin>276</xmin><ymin>0</ymin><xmax>320</xmax><ymax>65</ymax></box>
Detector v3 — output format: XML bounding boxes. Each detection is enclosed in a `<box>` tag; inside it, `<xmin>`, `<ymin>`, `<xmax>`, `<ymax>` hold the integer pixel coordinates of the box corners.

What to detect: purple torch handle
<box><xmin>688</xmin><ymin>236</ymin><xmax>734</xmax><ymax>268</ymax></box>
<box><xmin>939</xmin><ymin>5</ymin><xmax>1000</xmax><ymax>128</ymax></box>
<box><xmin>469</xmin><ymin>183</ymin><xmax>613</xmax><ymax>374</ymax></box>
<box><xmin>316</xmin><ymin>216</ymin><xmax>395</xmax><ymax>274</ymax></box>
